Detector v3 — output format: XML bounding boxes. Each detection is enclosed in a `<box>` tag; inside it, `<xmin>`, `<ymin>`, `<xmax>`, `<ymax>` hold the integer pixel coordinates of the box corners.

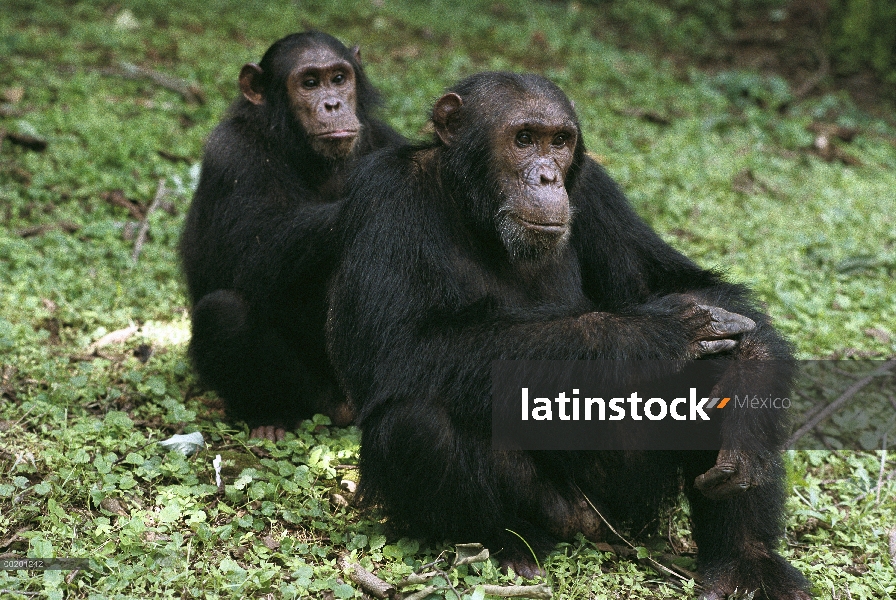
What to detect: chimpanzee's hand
<box><xmin>694</xmin><ymin>449</ymin><xmax>770</xmax><ymax>498</ymax></box>
<box><xmin>689</xmin><ymin>305</ymin><xmax>756</xmax><ymax>358</ymax></box>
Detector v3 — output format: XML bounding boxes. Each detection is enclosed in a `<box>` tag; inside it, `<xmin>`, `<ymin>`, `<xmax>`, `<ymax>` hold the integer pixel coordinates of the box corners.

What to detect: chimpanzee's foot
<box><xmin>544</xmin><ymin>496</ymin><xmax>604</xmax><ymax>542</ymax></box>
<box><xmin>498</xmin><ymin>555</ymin><xmax>545</xmax><ymax>580</ymax></box>
<box><xmin>330</xmin><ymin>399</ymin><xmax>355</xmax><ymax>427</ymax></box>
<box><xmin>700</xmin><ymin>550</ymin><xmax>812</xmax><ymax>600</ymax></box>
<box><xmin>250</xmin><ymin>425</ymin><xmax>287</xmax><ymax>441</ymax></box>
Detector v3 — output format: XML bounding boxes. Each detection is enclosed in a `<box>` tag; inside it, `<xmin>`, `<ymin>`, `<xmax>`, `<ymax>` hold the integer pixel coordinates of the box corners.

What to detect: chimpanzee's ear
<box><xmin>238</xmin><ymin>63</ymin><xmax>264</xmax><ymax>105</ymax></box>
<box><xmin>432</xmin><ymin>93</ymin><xmax>463</xmax><ymax>145</ymax></box>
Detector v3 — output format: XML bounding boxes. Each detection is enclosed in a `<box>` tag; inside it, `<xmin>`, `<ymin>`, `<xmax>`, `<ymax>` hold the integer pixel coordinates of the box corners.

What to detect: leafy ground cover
<box><xmin>1</xmin><ymin>1</ymin><xmax>895</xmax><ymax>598</ymax></box>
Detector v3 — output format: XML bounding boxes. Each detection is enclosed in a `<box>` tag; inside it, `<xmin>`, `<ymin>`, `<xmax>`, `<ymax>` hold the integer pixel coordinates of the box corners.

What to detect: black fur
<box><xmin>180</xmin><ymin>31</ymin><xmax>404</xmax><ymax>429</ymax></box>
<box><xmin>327</xmin><ymin>72</ymin><xmax>810</xmax><ymax>598</ymax></box>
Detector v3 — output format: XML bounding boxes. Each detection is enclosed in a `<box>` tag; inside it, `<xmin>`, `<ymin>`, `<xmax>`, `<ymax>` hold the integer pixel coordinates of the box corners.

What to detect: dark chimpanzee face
<box><xmin>492</xmin><ymin>98</ymin><xmax>577</xmax><ymax>256</ymax></box>
<box><xmin>239</xmin><ymin>45</ymin><xmax>362</xmax><ymax>161</ymax></box>
<box><xmin>433</xmin><ymin>87</ymin><xmax>579</xmax><ymax>261</ymax></box>
<box><xmin>286</xmin><ymin>46</ymin><xmax>360</xmax><ymax>159</ymax></box>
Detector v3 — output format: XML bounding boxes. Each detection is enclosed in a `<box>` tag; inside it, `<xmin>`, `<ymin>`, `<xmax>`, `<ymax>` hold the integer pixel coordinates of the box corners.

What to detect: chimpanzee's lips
<box><xmin>516</xmin><ymin>216</ymin><xmax>568</xmax><ymax>234</ymax></box>
<box><xmin>315</xmin><ymin>130</ymin><xmax>359</xmax><ymax>140</ymax></box>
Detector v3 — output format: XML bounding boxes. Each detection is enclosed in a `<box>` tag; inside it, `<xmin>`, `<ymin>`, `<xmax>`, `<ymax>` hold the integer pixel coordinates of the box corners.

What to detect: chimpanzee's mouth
<box><xmin>315</xmin><ymin>130</ymin><xmax>359</xmax><ymax>140</ymax></box>
<box><xmin>516</xmin><ymin>216</ymin><xmax>568</xmax><ymax>235</ymax></box>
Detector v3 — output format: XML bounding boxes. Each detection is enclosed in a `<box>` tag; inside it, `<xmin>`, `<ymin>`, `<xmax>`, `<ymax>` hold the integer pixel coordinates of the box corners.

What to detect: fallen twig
<box><xmin>69</xmin><ymin>351</ymin><xmax>115</xmax><ymax>363</ymax></box>
<box><xmin>11</xmin><ymin>406</ymin><xmax>34</xmax><ymax>429</ymax></box>
<box><xmin>877</xmin><ymin>433</ymin><xmax>889</xmax><ymax>504</ymax></box>
<box><xmin>786</xmin><ymin>360</ymin><xmax>896</xmax><ymax>448</ymax></box>
<box><xmin>338</xmin><ymin>556</ymin><xmax>395</xmax><ymax>599</ymax></box>
<box><xmin>612</xmin><ymin>107</ymin><xmax>671</xmax><ymax>125</ymax></box>
<box><xmin>0</xmin><ymin>526</ymin><xmax>32</xmax><ymax>549</ymax></box>
<box><xmin>1</xmin><ymin>129</ymin><xmax>47</xmax><ymax>152</ymax></box>
<box><xmin>890</xmin><ymin>527</ymin><xmax>896</xmax><ymax>571</ymax></box>
<box><xmin>402</xmin><ymin>586</ymin><xmax>438</xmax><ymax>600</ymax></box>
<box><xmin>454</xmin><ymin>542</ymin><xmax>489</xmax><ymax>566</ymax></box>
<box><xmin>480</xmin><ymin>584</ymin><xmax>553</xmax><ymax>598</ymax></box>
<box><xmin>18</xmin><ymin>221</ymin><xmax>79</xmax><ymax>238</ymax></box>
<box><xmin>102</xmin><ymin>190</ymin><xmax>146</xmax><ymax>220</ymax></box>
<box><xmin>396</xmin><ymin>545</ymin><xmax>550</xmax><ymax>598</ymax></box>
<box><xmin>101</xmin><ymin>62</ymin><xmax>206</xmax><ymax>104</ymax></box>
<box><xmin>157</xmin><ymin>149</ymin><xmax>193</xmax><ymax>164</ymax></box>
<box><xmin>853</xmin><ymin>469</ymin><xmax>896</xmax><ymax>504</ymax></box>
<box><xmin>795</xmin><ymin>42</ymin><xmax>831</xmax><ymax>99</ymax></box>
<box><xmin>575</xmin><ymin>484</ymin><xmax>695</xmax><ymax>587</ymax></box>
<box><xmin>88</xmin><ymin>324</ymin><xmax>139</xmax><ymax>352</ymax></box>
<box><xmin>396</xmin><ymin>572</ymin><xmax>440</xmax><ymax>589</ymax></box>
<box><xmin>131</xmin><ymin>179</ymin><xmax>166</xmax><ymax>263</ymax></box>
<box><xmin>610</xmin><ymin>544</ymin><xmax>700</xmax><ymax>581</ymax></box>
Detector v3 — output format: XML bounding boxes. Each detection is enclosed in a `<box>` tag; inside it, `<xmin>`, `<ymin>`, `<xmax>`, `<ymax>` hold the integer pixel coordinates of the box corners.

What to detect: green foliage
<box><xmin>581</xmin><ymin>0</ymin><xmax>786</xmax><ymax>54</ymax></box>
<box><xmin>711</xmin><ymin>70</ymin><xmax>794</xmax><ymax>111</ymax></box>
<box><xmin>0</xmin><ymin>0</ymin><xmax>895</xmax><ymax>598</ymax></box>
<box><xmin>829</xmin><ymin>0</ymin><xmax>896</xmax><ymax>84</ymax></box>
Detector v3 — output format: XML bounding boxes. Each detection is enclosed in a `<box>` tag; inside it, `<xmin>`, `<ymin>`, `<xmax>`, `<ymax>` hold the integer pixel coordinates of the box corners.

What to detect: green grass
<box><xmin>1</xmin><ymin>1</ymin><xmax>895</xmax><ymax>598</ymax></box>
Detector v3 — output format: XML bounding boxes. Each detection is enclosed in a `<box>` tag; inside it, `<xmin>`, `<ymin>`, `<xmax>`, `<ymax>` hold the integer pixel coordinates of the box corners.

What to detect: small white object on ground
<box><xmin>213</xmin><ymin>454</ymin><xmax>223</xmax><ymax>488</ymax></box>
<box><xmin>158</xmin><ymin>432</ymin><xmax>205</xmax><ymax>456</ymax></box>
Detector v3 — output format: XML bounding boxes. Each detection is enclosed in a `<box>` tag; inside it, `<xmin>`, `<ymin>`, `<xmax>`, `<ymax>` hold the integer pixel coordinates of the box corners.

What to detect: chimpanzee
<box><xmin>179</xmin><ymin>31</ymin><xmax>404</xmax><ymax>441</ymax></box>
<box><xmin>326</xmin><ymin>72</ymin><xmax>811</xmax><ymax>599</ymax></box>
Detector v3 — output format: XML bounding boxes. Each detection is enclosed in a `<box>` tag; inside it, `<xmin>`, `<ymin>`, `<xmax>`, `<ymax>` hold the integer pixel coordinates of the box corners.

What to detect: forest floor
<box><xmin>1</xmin><ymin>1</ymin><xmax>895</xmax><ymax>598</ymax></box>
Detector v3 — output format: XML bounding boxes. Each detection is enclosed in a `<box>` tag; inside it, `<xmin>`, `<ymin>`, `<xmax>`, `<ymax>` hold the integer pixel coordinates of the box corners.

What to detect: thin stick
<box><xmin>795</xmin><ymin>42</ymin><xmax>831</xmax><ymax>99</ymax></box>
<box><xmin>480</xmin><ymin>584</ymin><xmax>553</xmax><ymax>598</ymax></box>
<box><xmin>853</xmin><ymin>469</ymin><xmax>896</xmax><ymax>504</ymax></box>
<box><xmin>88</xmin><ymin>324</ymin><xmax>139</xmax><ymax>351</ymax></box>
<box><xmin>11</xmin><ymin>405</ymin><xmax>35</xmax><ymax>428</ymax></box>
<box><xmin>132</xmin><ymin>179</ymin><xmax>166</xmax><ymax>263</ymax></box>
<box><xmin>877</xmin><ymin>432</ymin><xmax>889</xmax><ymax>505</ymax></box>
<box><xmin>104</xmin><ymin>62</ymin><xmax>206</xmax><ymax>104</ymax></box>
<box><xmin>505</xmin><ymin>528</ymin><xmax>542</xmax><ymax>576</ymax></box>
<box><xmin>889</xmin><ymin>527</ymin><xmax>896</xmax><ymax>570</ymax></box>
<box><xmin>338</xmin><ymin>556</ymin><xmax>395</xmax><ymax>599</ymax></box>
<box><xmin>3</xmin><ymin>130</ymin><xmax>48</xmax><ymax>151</ymax></box>
<box><xmin>402</xmin><ymin>586</ymin><xmax>438</xmax><ymax>600</ymax></box>
<box><xmin>574</xmin><ymin>484</ymin><xmax>692</xmax><ymax>585</ymax></box>
<box><xmin>786</xmin><ymin>361</ymin><xmax>896</xmax><ymax>448</ymax></box>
